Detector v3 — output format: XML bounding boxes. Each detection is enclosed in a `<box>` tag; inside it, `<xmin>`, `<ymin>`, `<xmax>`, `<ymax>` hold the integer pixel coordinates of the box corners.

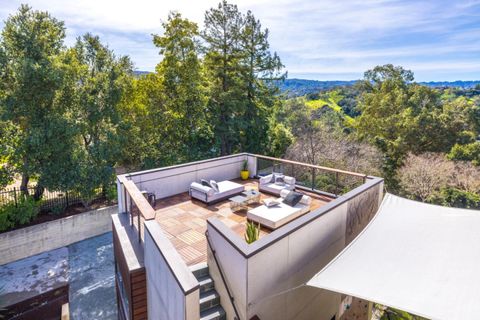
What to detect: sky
<box><xmin>1</xmin><ymin>0</ymin><xmax>480</xmax><ymax>81</ymax></box>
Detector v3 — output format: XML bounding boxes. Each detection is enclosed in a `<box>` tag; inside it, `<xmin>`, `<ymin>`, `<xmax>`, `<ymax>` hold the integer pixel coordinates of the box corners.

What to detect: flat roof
<box><xmin>153</xmin><ymin>179</ymin><xmax>332</xmax><ymax>266</ymax></box>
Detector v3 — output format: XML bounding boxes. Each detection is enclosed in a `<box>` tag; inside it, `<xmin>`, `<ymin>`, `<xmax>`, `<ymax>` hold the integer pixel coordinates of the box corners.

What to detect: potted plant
<box><xmin>244</xmin><ymin>221</ymin><xmax>260</xmax><ymax>244</ymax></box>
<box><xmin>240</xmin><ymin>160</ymin><xmax>249</xmax><ymax>180</ymax></box>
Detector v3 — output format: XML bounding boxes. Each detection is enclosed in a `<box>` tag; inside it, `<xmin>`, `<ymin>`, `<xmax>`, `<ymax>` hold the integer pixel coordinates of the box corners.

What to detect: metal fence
<box><xmin>0</xmin><ymin>186</ymin><xmax>105</xmax><ymax>213</ymax></box>
<box><xmin>256</xmin><ymin>157</ymin><xmax>366</xmax><ymax>197</ymax></box>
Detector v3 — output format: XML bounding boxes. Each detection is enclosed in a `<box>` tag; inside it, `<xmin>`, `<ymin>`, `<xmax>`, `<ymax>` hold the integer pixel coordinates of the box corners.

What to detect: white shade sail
<box><xmin>308</xmin><ymin>193</ymin><xmax>480</xmax><ymax>320</ymax></box>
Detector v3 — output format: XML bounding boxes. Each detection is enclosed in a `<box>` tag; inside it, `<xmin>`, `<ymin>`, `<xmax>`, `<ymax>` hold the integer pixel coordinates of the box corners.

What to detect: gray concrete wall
<box><xmin>206</xmin><ymin>177</ymin><xmax>384</xmax><ymax>320</ymax></box>
<box><xmin>0</xmin><ymin>205</ymin><xmax>117</xmax><ymax>265</ymax></box>
<box><xmin>123</xmin><ymin>154</ymin><xmax>247</xmax><ymax>200</ymax></box>
<box><xmin>144</xmin><ymin>221</ymin><xmax>199</xmax><ymax>320</ymax></box>
<box><xmin>246</xmin><ymin>202</ymin><xmax>348</xmax><ymax>320</ymax></box>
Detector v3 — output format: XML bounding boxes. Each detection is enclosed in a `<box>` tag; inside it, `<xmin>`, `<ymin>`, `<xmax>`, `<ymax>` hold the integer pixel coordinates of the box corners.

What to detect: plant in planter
<box><xmin>244</xmin><ymin>220</ymin><xmax>260</xmax><ymax>244</ymax></box>
<box><xmin>241</xmin><ymin>160</ymin><xmax>249</xmax><ymax>180</ymax></box>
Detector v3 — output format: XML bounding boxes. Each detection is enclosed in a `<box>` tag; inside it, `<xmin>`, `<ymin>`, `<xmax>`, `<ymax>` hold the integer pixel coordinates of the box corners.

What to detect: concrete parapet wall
<box><xmin>0</xmin><ymin>205</ymin><xmax>117</xmax><ymax>265</ymax></box>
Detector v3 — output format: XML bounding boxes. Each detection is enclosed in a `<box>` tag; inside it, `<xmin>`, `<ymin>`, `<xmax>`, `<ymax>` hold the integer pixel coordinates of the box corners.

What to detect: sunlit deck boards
<box><xmin>153</xmin><ymin>179</ymin><xmax>332</xmax><ymax>266</ymax></box>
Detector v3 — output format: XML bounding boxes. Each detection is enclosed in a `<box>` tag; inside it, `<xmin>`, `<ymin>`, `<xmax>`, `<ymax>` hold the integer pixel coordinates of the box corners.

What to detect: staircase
<box><xmin>190</xmin><ymin>263</ymin><xmax>226</xmax><ymax>320</ymax></box>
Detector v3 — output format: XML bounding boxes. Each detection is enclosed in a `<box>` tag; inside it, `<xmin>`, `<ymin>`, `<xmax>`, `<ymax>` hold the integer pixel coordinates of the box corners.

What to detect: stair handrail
<box><xmin>205</xmin><ymin>230</ymin><xmax>241</xmax><ymax>320</ymax></box>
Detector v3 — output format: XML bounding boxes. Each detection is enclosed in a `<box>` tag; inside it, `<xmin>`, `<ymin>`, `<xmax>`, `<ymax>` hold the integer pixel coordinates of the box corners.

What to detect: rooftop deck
<box><xmin>152</xmin><ymin>179</ymin><xmax>333</xmax><ymax>266</ymax></box>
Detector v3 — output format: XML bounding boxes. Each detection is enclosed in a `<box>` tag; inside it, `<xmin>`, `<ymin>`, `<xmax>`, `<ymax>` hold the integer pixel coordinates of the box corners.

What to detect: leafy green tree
<box><xmin>153</xmin><ymin>12</ymin><xmax>212</xmax><ymax>162</ymax></box>
<box><xmin>354</xmin><ymin>64</ymin><xmax>476</xmax><ymax>189</ymax></box>
<box><xmin>202</xmin><ymin>0</ymin><xmax>245</xmax><ymax>155</ymax></box>
<box><xmin>448</xmin><ymin>142</ymin><xmax>480</xmax><ymax>165</ymax></box>
<box><xmin>0</xmin><ymin>5</ymin><xmax>76</xmax><ymax>196</ymax></box>
<box><xmin>67</xmin><ymin>33</ymin><xmax>133</xmax><ymax>203</ymax></box>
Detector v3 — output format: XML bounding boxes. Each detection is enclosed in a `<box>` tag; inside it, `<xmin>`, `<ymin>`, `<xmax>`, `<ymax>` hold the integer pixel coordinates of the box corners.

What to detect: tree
<box><xmin>238</xmin><ymin>10</ymin><xmax>285</xmax><ymax>152</ymax></box>
<box><xmin>0</xmin><ymin>5</ymin><xmax>76</xmax><ymax>196</ymax></box>
<box><xmin>282</xmin><ymin>98</ymin><xmax>382</xmax><ymax>192</ymax></box>
<box><xmin>398</xmin><ymin>153</ymin><xmax>453</xmax><ymax>202</ymax></box>
<box><xmin>153</xmin><ymin>12</ymin><xmax>211</xmax><ymax>162</ymax></box>
<box><xmin>202</xmin><ymin>0</ymin><xmax>245</xmax><ymax>155</ymax></box>
<box><xmin>68</xmin><ymin>33</ymin><xmax>133</xmax><ymax>204</ymax></box>
<box><xmin>354</xmin><ymin>64</ymin><xmax>475</xmax><ymax>189</ymax></box>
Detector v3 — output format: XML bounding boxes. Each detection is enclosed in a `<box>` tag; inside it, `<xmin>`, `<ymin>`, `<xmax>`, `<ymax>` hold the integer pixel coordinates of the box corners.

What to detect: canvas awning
<box><xmin>308</xmin><ymin>193</ymin><xmax>480</xmax><ymax>320</ymax></box>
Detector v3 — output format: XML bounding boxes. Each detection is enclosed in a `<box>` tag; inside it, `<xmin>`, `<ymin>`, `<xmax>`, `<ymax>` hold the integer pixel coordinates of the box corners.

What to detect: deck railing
<box><xmin>116</xmin><ymin>153</ymin><xmax>370</xmax><ymax>240</ymax></box>
<box><xmin>253</xmin><ymin>154</ymin><xmax>367</xmax><ymax>197</ymax></box>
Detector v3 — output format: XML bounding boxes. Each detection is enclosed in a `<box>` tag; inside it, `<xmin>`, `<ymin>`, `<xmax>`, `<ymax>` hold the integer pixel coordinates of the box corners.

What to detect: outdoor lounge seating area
<box><xmin>153</xmin><ymin>179</ymin><xmax>330</xmax><ymax>266</ymax></box>
<box><xmin>247</xmin><ymin>189</ymin><xmax>312</xmax><ymax>229</ymax></box>
<box><xmin>189</xmin><ymin>179</ymin><xmax>245</xmax><ymax>204</ymax></box>
<box><xmin>258</xmin><ymin>173</ymin><xmax>296</xmax><ymax>196</ymax></box>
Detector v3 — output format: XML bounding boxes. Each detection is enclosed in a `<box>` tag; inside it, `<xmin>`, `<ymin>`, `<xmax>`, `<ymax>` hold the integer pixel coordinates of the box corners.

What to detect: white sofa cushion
<box><xmin>190</xmin><ymin>182</ymin><xmax>214</xmax><ymax>196</ymax></box>
<box><xmin>280</xmin><ymin>189</ymin><xmax>312</xmax><ymax>206</ymax></box>
<box><xmin>247</xmin><ymin>201</ymin><xmax>310</xmax><ymax>229</ymax></box>
<box><xmin>248</xmin><ymin>190</ymin><xmax>311</xmax><ymax>229</ymax></box>
<box><xmin>190</xmin><ymin>180</ymin><xmax>244</xmax><ymax>203</ymax></box>
<box><xmin>259</xmin><ymin>174</ymin><xmax>296</xmax><ymax>196</ymax></box>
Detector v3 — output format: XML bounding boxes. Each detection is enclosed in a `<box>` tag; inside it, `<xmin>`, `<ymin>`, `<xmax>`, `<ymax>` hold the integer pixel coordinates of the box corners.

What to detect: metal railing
<box><xmin>118</xmin><ymin>153</ymin><xmax>370</xmax><ymax>240</ymax></box>
<box><xmin>0</xmin><ymin>186</ymin><xmax>106</xmax><ymax>213</ymax></box>
<box><xmin>254</xmin><ymin>154</ymin><xmax>368</xmax><ymax>197</ymax></box>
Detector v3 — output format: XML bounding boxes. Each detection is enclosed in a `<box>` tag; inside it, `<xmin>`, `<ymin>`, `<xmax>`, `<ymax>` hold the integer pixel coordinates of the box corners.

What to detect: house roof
<box><xmin>307</xmin><ymin>193</ymin><xmax>480</xmax><ymax>320</ymax></box>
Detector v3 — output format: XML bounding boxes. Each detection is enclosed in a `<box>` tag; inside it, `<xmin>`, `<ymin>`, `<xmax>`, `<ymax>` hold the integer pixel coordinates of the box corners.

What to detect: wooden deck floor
<box><xmin>153</xmin><ymin>179</ymin><xmax>332</xmax><ymax>266</ymax></box>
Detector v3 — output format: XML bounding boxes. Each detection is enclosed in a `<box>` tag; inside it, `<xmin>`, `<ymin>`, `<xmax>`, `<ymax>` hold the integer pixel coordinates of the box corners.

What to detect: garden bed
<box><xmin>0</xmin><ymin>197</ymin><xmax>116</xmax><ymax>234</ymax></box>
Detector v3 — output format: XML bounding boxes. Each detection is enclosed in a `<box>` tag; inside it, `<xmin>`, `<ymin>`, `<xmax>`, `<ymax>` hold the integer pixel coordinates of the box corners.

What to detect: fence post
<box><xmin>138</xmin><ymin>214</ymin><xmax>141</xmax><ymax>242</ymax></box>
<box><xmin>66</xmin><ymin>191</ymin><xmax>69</xmax><ymax>208</ymax></box>
<box><xmin>13</xmin><ymin>187</ymin><xmax>18</xmax><ymax>207</ymax></box>
<box><xmin>335</xmin><ymin>172</ymin><xmax>339</xmax><ymax>196</ymax></box>
<box><xmin>311</xmin><ymin>168</ymin><xmax>316</xmax><ymax>191</ymax></box>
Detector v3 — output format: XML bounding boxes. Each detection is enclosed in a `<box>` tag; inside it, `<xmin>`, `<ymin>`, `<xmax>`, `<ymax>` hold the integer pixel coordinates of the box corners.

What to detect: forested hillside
<box><xmin>277</xmin><ymin>78</ymin><xmax>480</xmax><ymax>97</ymax></box>
<box><xmin>1</xmin><ymin>1</ymin><xmax>480</xmax><ymax>230</ymax></box>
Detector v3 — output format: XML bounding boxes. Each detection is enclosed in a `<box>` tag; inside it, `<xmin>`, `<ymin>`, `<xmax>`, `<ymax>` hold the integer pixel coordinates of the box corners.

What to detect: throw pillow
<box><xmin>201</xmin><ymin>179</ymin><xmax>211</xmax><ymax>188</ymax></box>
<box><xmin>210</xmin><ymin>180</ymin><xmax>219</xmax><ymax>193</ymax></box>
<box><xmin>274</xmin><ymin>175</ymin><xmax>285</xmax><ymax>186</ymax></box>
<box><xmin>263</xmin><ymin>198</ymin><xmax>280</xmax><ymax>207</ymax></box>
<box><xmin>272</xmin><ymin>172</ymin><xmax>282</xmax><ymax>183</ymax></box>
<box><xmin>283</xmin><ymin>191</ymin><xmax>303</xmax><ymax>207</ymax></box>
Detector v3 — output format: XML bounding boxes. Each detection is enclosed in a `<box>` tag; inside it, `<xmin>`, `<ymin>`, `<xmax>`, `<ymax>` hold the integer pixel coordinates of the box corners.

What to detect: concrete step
<box><xmin>190</xmin><ymin>262</ymin><xmax>209</xmax><ymax>279</ymax></box>
<box><xmin>200</xmin><ymin>305</ymin><xmax>226</xmax><ymax>320</ymax></box>
<box><xmin>200</xmin><ymin>290</ymin><xmax>220</xmax><ymax>312</ymax></box>
<box><xmin>198</xmin><ymin>275</ymin><xmax>214</xmax><ymax>294</ymax></box>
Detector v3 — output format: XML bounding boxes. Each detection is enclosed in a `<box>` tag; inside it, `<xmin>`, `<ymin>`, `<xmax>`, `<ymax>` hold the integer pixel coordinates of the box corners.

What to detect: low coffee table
<box><xmin>229</xmin><ymin>189</ymin><xmax>261</xmax><ymax>212</ymax></box>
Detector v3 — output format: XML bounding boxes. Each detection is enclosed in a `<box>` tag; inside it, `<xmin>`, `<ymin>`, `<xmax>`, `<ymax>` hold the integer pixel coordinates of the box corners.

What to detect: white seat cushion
<box><xmin>247</xmin><ymin>202</ymin><xmax>309</xmax><ymax>229</ymax></box>
<box><xmin>190</xmin><ymin>180</ymin><xmax>244</xmax><ymax>203</ymax></box>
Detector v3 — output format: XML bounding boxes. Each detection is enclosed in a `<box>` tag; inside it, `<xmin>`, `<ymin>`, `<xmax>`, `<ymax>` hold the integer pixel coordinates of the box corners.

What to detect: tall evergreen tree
<box><xmin>202</xmin><ymin>0</ymin><xmax>245</xmax><ymax>155</ymax></box>
<box><xmin>203</xmin><ymin>1</ymin><xmax>285</xmax><ymax>155</ymax></box>
<box><xmin>239</xmin><ymin>10</ymin><xmax>285</xmax><ymax>152</ymax></box>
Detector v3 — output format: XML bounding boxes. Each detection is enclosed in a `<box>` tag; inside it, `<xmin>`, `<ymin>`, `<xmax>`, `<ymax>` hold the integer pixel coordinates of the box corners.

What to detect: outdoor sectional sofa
<box><xmin>190</xmin><ymin>180</ymin><xmax>245</xmax><ymax>204</ymax></box>
<box><xmin>247</xmin><ymin>189</ymin><xmax>312</xmax><ymax>229</ymax></box>
<box><xmin>259</xmin><ymin>173</ymin><xmax>295</xmax><ymax>196</ymax></box>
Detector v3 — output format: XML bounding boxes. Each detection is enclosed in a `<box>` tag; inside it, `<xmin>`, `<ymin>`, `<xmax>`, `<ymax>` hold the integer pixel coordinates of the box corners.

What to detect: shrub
<box><xmin>430</xmin><ymin>187</ymin><xmax>480</xmax><ymax>209</ymax></box>
<box><xmin>50</xmin><ymin>204</ymin><xmax>66</xmax><ymax>216</ymax></box>
<box><xmin>0</xmin><ymin>206</ymin><xmax>14</xmax><ymax>232</ymax></box>
<box><xmin>0</xmin><ymin>196</ymin><xmax>39</xmax><ymax>231</ymax></box>
<box><xmin>11</xmin><ymin>196</ymin><xmax>40</xmax><ymax>225</ymax></box>
<box><xmin>105</xmin><ymin>185</ymin><xmax>118</xmax><ymax>204</ymax></box>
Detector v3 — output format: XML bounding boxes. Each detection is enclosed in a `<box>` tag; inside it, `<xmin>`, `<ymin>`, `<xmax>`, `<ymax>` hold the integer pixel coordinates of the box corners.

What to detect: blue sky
<box><xmin>1</xmin><ymin>0</ymin><xmax>480</xmax><ymax>81</ymax></box>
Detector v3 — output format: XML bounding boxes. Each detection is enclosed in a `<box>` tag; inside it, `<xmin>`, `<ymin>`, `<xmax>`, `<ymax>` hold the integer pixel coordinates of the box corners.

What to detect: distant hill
<box><xmin>131</xmin><ymin>72</ymin><xmax>480</xmax><ymax>96</ymax></box>
<box><xmin>133</xmin><ymin>70</ymin><xmax>151</xmax><ymax>77</ymax></box>
<box><xmin>276</xmin><ymin>79</ymin><xmax>358</xmax><ymax>97</ymax></box>
<box><xmin>277</xmin><ymin>78</ymin><xmax>480</xmax><ymax>97</ymax></box>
